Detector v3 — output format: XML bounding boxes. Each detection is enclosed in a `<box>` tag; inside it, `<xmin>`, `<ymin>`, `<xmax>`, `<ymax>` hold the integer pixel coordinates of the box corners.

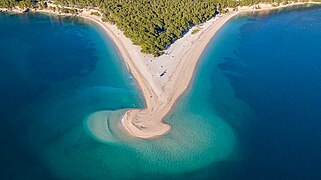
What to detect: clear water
<box><xmin>1</xmin><ymin>4</ymin><xmax>321</xmax><ymax>179</ymax></box>
<box><xmin>214</xmin><ymin>5</ymin><xmax>321</xmax><ymax>179</ymax></box>
<box><xmin>194</xmin><ymin>4</ymin><xmax>321</xmax><ymax>179</ymax></box>
<box><xmin>0</xmin><ymin>13</ymin><xmax>143</xmax><ymax>179</ymax></box>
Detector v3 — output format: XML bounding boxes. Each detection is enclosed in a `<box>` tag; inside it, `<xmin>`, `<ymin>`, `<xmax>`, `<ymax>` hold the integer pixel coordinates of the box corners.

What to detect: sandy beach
<box><xmin>1</xmin><ymin>1</ymin><xmax>319</xmax><ymax>139</ymax></box>
<box><xmin>82</xmin><ymin>1</ymin><xmax>318</xmax><ymax>139</ymax></box>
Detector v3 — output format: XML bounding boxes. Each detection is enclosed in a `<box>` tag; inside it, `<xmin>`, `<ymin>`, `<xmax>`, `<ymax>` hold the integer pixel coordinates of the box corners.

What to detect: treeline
<box><xmin>0</xmin><ymin>0</ymin><xmax>16</xmax><ymax>8</ymax></box>
<box><xmin>55</xmin><ymin>0</ymin><xmax>221</xmax><ymax>56</ymax></box>
<box><xmin>1</xmin><ymin>0</ymin><xmax>320</xmax><ymax>56</ymax></box>
<box><xmin>52</xmin><ymin>6</ymin><xmax>80</xmax><ymax>14</ymax></box>
<box><xmin>53</xmin><ymin>0</ymin><xmax>319</xmax><ymax>56</ymax></box>
<box><xmin>0</xmin><ymin>0</ymin><xmax>80</xmax><ymax>13</ymax></box>
<box><xmin>0</xmin><ymin>0</ymin><xmax>33</xmax><ymax>9</ymax></box>
<box><xmin>0</xmin><ymin>0</ymin><xmax>46</xmax><ymax>9</ymax></box>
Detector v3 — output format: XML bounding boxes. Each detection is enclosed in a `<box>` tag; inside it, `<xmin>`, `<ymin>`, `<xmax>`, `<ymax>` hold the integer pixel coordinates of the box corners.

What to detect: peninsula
<box><xmin>1</xmin><ymin>0</ymin><xmax>320</xmax><ymax>139</ymax></box>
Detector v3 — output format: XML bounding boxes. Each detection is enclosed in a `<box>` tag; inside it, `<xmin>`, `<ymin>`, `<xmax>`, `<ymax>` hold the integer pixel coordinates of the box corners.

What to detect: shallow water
<box><xmin>1</xmin><ymin>4</ymin><xmax>321</xmax><ymax>179</ymax></box>
<box><xmin>0</xmin><ymin>12</ymin><xmax>237</xmax><ymax>179</ymax></box>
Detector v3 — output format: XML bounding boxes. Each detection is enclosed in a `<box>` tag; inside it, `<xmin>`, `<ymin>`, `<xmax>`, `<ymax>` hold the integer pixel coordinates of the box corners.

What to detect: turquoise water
<box><xmin>0</xmin><ymin>13</ymin><xmax>143</xmax><ymax>178</ymax></box>
<box><xmin>1</xmin><ymin>4</ymin><xmax>321</xmax><ymax>179</ymax></box>
<box><xmin>0</xmin><ymin>12</ymin><xmax>237</xmax><ymax>179</ymax></box>
<box><xmin>0</xmin><ymin>12</ymin><xmax>236</xmax><ymax>179</ymax></box>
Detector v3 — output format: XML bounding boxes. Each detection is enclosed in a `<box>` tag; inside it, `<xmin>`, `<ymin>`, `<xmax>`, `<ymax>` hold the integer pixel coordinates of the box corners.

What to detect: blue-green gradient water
<box><xmin>1</xmin><ymin>4</ymin><xmax>321</xmax><ymax>179</ymax></box>
<box><xmin>0</xmin><ymin>13</ymin><xmax>144</xmax><ymax>178</ymax></box>
<box><xmin>198</xmin><ymin>4</ymin><xmax>321</xmax><ymax>179</ymax></box>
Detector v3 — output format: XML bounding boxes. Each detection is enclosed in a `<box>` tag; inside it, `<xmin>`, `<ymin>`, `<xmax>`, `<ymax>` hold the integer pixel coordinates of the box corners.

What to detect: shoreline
<box><xmin>1</xmin><ymin>1</ymin><xmax>320</xmax><ymax>139</ymax></box>
<box><xmin>115</xmin><ymin>1</ymin><xmax>321</xmax><ymax>139</ymax></box>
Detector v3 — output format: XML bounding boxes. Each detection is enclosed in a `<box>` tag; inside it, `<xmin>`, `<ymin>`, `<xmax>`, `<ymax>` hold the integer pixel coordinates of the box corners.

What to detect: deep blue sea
<box><xmin>1</xmin><ymin>4</ymin><xmax>321</xmax><ymax>180</ymax></box>
<box><xmin>197</xmin><ymin>4</ymin><xmax>321</xmax><ymax>179</ymax></box>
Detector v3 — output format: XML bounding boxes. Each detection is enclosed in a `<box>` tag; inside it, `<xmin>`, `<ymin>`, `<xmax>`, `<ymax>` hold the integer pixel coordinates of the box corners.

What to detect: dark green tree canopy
<box><xmin>56</xmin><ymin>0</ymin><xmax>222</xmax><ymax>56</ymax></box>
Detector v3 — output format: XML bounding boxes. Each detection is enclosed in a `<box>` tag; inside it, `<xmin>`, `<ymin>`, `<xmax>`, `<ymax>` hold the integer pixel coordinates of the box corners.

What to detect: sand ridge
<box><xmin>83</xmin><ymin>2</ymin><xmax>319</xmax><ymax>139</ymax></box>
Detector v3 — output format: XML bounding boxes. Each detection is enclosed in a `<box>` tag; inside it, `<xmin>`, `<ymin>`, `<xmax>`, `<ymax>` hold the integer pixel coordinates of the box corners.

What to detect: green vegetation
<box><xmin>1</xmin><ymin>0</ymin><xmax>320</xmax><ymax>56</ymax></box>
<box><xmin>0</xmin><ymin>0</ymin><xmax>52</xmax><ymax>9</ymax></box>
<box><xmin>37</xmin><ymin>1</ymin><xmax>47</xmax><ymax>9</ymax></box>
<box><xmin>0</xmin><ymin>0</ymin><xmax>34</xmax><ymax>9</ymax></box>
<box><xmin>17</xmin><ymin>0</ymin><xmax>33</xmax><ymax>9</ymax></box>
<box><xmin>55</xmin><ymin>0</ymin><xmax>221</xmax><ymax>56</ymax></box>
<box><xmin>220</xmin><ymin>8</ymin><xmax>230</xmax><ymax>14</ymax></box>
<box><xmin>192</xmin><ymin>28</ymin><xmax>201</xmax><ymax>35</ymax></box>
<box><xmin>58</xmin><ymin>7</ymin><xmax>78</xmax><ymax>14</ymax></box>
<box><xmin>0</xmin><ymin>0</ymin><xmax>16</xmax><ymax>8</ymax></box>
<box><xmin>0</xmin><ymin>0</ymin><xmax>79</xmax><ymax>14</ymax></box>
<box><xmin>53</xmin><ymin>0</ymin><xmax>320</xmax><ymax>56</ymax></box>
<box><xmin>90</xmin><ymin>11</ymin><xmax>100</xmax><ymax>16</ymax></box>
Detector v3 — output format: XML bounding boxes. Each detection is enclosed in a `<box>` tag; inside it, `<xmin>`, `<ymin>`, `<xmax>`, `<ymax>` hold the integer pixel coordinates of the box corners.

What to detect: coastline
<box><xmin>1</xmin><ymin>1</ymin><xmax>320</xmax><ymax>139</ymax></box>
<box><xmin>110</xmin><ymin>1</ymin><xmax>321</xmax><ymax>139</ymax></box>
